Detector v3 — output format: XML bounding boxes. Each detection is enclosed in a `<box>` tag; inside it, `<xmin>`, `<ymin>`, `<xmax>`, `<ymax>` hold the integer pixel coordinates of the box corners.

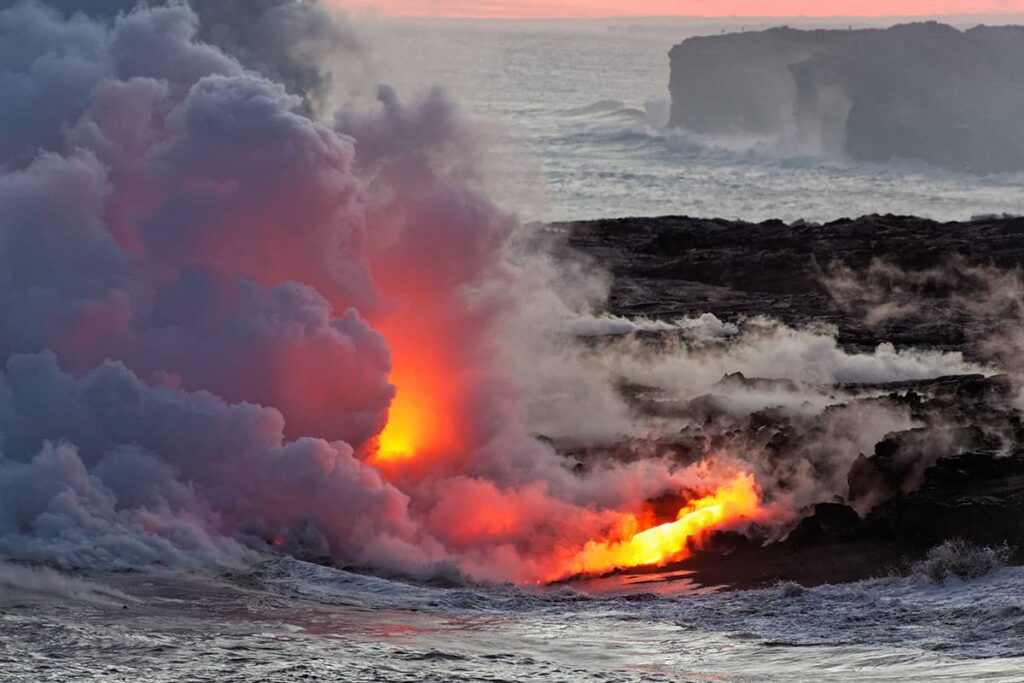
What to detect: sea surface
<box><xmin>379</xmin><ymin>22</ymin><xmax>1024</xmax><ymax>223</ymax></box>
<box><xmin>3</xmin><ymin>558</ymin><xmax>1024</xmax><ymax>682</ymax></box>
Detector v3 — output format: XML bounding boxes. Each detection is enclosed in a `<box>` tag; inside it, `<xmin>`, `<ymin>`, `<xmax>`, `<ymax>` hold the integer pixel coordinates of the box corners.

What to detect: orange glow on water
<box><xmin>550</xmin><ymin>473</ymin><xmax>761</xmax><ymax>581</ymax></box>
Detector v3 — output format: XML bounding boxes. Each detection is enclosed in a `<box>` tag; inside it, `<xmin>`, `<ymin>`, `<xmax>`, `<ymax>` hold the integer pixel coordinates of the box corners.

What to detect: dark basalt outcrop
<box><xmin>563</xmin><ymin>213</ymin><xmax>1024</xmax><ymax>587</ymax></box>
<box><xmin>627</xmin><ymin>379</ymin><xmax>1024</xmax><ymax>589</ymax></box>
<box><xmin>669</xmin><ymin>23</ymin><xmax>1024</xmax><ymax>172</ymax></box>
<box><xmin>558</xmin><ymin>213</ymin><xmax>1024</xmax><ymax>352</ymax></box>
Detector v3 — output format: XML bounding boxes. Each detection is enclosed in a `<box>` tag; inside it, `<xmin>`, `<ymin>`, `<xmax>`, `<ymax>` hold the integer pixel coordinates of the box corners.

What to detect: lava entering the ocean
<box><xmin>549</xmin><ymin>473</ymin><xmax>762</xmax><ymax>581</ymax></box>
<box><xmin>369</xmin><ymin>330</ymin><xmax>765</xmax><ymax>582</ymax></box>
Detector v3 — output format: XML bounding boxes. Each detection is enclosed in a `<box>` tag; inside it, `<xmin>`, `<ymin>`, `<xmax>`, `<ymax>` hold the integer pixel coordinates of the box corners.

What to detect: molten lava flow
<box><xmin>553</xmin><ymin>473</ymin><xmax>761</xmax><ymax>580</ymax></box>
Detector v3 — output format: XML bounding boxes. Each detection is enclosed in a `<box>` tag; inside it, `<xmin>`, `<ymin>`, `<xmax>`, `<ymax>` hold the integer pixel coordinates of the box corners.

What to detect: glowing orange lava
<box><xmin>370</xmin><ymin>318</ymin><xmax>463</xmax><ymax>464</ymax></box>
<box><xmin>552</xmin><ymin>473</ymin><xmax>761</xmax><ymax>580</ymax></box>
<box><xmin>374</xmin><ymin>363</ymin><xmax>435</xmax><ymax>462</ymax></box>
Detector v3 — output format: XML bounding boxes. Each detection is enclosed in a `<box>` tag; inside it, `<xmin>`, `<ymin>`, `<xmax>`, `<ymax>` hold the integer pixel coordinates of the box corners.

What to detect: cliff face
<box><xmin>668</xmin><ymin>27</ymin><xmax>842</xmax><ymax>137</ymax></box>
<box><xmin>669</xmin><ymin>23</ymin><xmax>1024</xmax><ymax>172</ymax></box>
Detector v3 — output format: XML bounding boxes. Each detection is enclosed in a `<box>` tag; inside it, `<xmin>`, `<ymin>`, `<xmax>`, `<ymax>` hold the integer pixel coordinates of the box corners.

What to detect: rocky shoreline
<box><xmin>558</xmin><ymin>213</ymin><xmax>1024</xmax><ymax>351</ymax></box>
<box><xmin>561</xmin><ymin>214</ymin><xmax>1024</xmax><ymax>588</ymax></box>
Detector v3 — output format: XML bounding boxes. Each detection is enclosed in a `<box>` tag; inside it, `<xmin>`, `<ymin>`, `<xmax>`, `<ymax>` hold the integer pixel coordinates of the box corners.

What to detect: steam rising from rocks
<box><xmin>0</xmin><ymin>0</ymin><xmax>1010</xmax><ymax>583</ymax></box>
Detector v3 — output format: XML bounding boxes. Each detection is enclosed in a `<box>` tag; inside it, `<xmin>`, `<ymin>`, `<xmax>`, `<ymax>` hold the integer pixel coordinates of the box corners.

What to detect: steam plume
<box><xmin>0</xmin><ymin>1</ymin><xmax>1000</xmax><ymax>583</ymax></box>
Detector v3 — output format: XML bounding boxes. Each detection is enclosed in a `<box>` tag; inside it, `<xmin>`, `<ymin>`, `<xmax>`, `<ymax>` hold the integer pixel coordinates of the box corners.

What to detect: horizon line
<box><xmin>349</xmin><ymin>11</ymin><xmax>1024</xmax><ymax>22</ymax></box>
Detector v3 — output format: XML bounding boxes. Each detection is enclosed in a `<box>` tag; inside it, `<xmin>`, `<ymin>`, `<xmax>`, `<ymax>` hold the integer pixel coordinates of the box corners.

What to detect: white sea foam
<box><xmin>3</xmin><ymin>562</ymin><xmax>1023</xmax><ymax>681</ymax></box>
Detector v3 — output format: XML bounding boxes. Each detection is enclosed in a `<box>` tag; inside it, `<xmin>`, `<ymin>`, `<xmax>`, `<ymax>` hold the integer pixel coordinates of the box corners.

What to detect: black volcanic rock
<box><xmin>672</xmin><ymin>448</ymin><xmax>1024</xmax><ymax>589</ymax></box>
<box><xmin>558</xmin><ymin>214</ymin><xmax>1024</xmax><ymax>353</ymax></box>
<box><xmin>557</xmin><ymin>214</ymin><xmax>1024</xmax><ymax>588</ymax></box>
<box><xmin>714</xmin><ymin>372</ymin><xmax>800</xmax><ymax>393</ymax></box>
<box><xmin>669</xmin><ymin>23</ymin><xmax>1024</xmax><ymax>172</ymax></box>
<box><xmin>866</xmin><ymin>448</ymin><xmax>1024</xmax><ymax>551</ymax></box>
<box><xmin>786</xmin><ymin>502</ymin><xmax>863</xmax><ymax>547</ymax></box>
<box><xmin>847</xmin><ymin>426</ymin><xmax>1003</xmax><ymax>510</ymax></box>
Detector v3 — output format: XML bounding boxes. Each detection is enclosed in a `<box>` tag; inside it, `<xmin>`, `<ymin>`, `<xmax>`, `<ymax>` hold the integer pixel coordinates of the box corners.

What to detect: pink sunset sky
<box><xmin>331</xmin><ymin>1</ymin><xmax>1024</xmax><ymax>19</ymax></box>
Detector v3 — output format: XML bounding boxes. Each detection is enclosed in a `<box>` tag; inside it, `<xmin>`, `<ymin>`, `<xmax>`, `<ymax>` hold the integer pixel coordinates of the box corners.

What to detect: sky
<box><xmin>333</xmin><ymin>0</ymin><xmax>1024</xmax><ymax>19</ymax></box>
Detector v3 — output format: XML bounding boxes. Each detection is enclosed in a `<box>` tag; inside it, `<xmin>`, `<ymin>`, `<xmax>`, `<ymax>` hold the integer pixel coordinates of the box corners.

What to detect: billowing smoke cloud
<box><xmin>0</xmin><ymin>0</ymin><xmax>425</xmax><ymax>571</ymax></box>
<box><xmin>0</xmin><ymin>0</ymin><xmax>721</xmax><ymax>583</ymax></box>
<box><xmin>0</xmin><ymin>0</ymin><xmax>1002</xmax><ymax>584</ymax></box>
<box><xmin>1</xmin><ymin>0</ymin><xmax>372</xmax><ymax>114</ymax></box>
<box><xmin>0</xmin><ymin>352</ymin><xmax>422</xmax><ymax>569</ymax></box>
<box><xmin>0</xmin><ymin>3</ymin><xmax>392</xmax><ymax>445</ymax></box>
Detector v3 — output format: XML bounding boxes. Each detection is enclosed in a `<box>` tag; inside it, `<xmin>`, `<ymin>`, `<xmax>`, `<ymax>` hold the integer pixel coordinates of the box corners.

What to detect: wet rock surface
<box><xmin>562</xmin><ymin>214</ymin><xmax>1024</xmax><ymax>587</ymax></box>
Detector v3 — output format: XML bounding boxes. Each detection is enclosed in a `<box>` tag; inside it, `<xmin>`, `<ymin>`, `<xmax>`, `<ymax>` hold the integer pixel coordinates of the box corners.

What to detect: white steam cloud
<box><xmin>0</xmin><ymin>0</ymin><xmax>1003</xmax><ymax>584</ymax></box>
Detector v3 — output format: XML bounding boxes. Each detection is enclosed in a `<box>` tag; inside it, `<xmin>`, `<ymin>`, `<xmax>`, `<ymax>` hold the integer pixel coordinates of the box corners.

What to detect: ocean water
<box><xmin>380</xmin><ymin>23</ymin><xmax>1024</xmax><ymax>223</ymax></box>
<box><xmin>3</xmin><ymin>558</ymin><xmax>1024</xmax><ymax>682</ymax></box>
